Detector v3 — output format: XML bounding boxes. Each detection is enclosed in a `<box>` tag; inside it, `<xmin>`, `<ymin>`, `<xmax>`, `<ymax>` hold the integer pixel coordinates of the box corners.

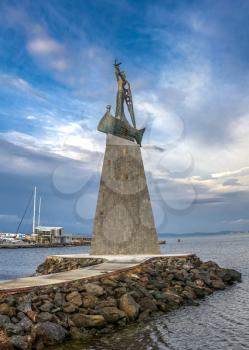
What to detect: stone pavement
<box><xmin>0</xmin><ymin>253</ymin><xmax>193</xmax><ymax>293</ymax></box>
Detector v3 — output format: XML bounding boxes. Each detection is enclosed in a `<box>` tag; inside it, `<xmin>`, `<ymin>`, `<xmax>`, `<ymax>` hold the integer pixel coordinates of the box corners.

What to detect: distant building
<box><xmin>34</xmin><ymin>226</ymin><xmax>64</xmax><ymax>244</ymax></box>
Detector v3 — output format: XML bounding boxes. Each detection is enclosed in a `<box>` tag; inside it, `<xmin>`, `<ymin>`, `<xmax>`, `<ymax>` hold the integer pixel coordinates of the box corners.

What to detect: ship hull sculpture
<box><xmin>98</xmin><ymin>60</ymin><xmax>145</xmax><ymax>146</ymax></box>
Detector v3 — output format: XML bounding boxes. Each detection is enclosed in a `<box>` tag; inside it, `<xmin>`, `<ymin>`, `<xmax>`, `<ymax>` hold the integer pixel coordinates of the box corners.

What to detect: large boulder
<box><xmin>71</xmin><ymin>314</ymin><xmax>106</xmax><ymax>328</ymax></box>
<box><xmin>119</xmin><ymin>294</ymin><xmax>140</xmax><ymax>320</ymax></box>
<box><xmin>66</xmin><ymin>291</ymin><xmax>82</xmax><ymax>306</ymax></box>
<box><xmin>218</xmin><ymin>269</ymin><xmax>242</xmax><ymax>283</ymax></box>
<box><xmin>84</xmin><ymin>283</ymin><xmax>105</xmax><ymax>296</ymax></box>
<box><xmin>0</xmin><ymin>304</ymin><xmax>16</xmax><ymax>317</ymax></box>
<box><xmin>10</xmin><ymin>335</ymin><xmax>29</xmax><ymax>350</ymax></box>
<box><xmin>100</xmin><ymin>306</ymin><xmax>126</xmax><ymax>323</ymax></box>
<box><xmin>82</xmin><ymin>295</ymin><xmax>98</xmax><ymax>308</ymax></box>
<box><xmin>0</xmin><ymin>314</ymin><xmax>11</xmax><ymax>327</ymax></box>
<box><xmin>34</xmin><ymin>321</ymin><xmax>67</xmax><ymax>345</ymax></box>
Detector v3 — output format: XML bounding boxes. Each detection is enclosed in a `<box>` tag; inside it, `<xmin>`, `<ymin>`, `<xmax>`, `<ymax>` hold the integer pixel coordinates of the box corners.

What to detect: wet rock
<box><xmin>34</xmin><ymin>321</ymin><xmax>67</xmax><ymax>345</ymax></box>
<box><xmin>218</xmin><ymin>269</ymin><xmax>242</xmax><ymax>283</ymax></box>
<box><xmin>211</xmin><ymin>279</ymin><xmax>226</xmax><ymax>290</ymax></box>
<box><xmin>84</xmin><ymin>283</ymin><xmax>105</xmax><ymax>296</ymax></box>
<box><xmin>71</xmin><ymin>314</ymin><xmax>106</xmax><ymax>328</ymax></box>
<box><xmin>119</xmin><ymin>293</ymin><xmax>140</xmax><ymax>320</ymax></box>
<box><xmin>66</xmin><ymin>291</ymin><xmax>82</xmax><ymax>306</ymax></box>
<box><xmin>139</xmin><ymin>297</ymin><xmax>158</xmax><ymax>312</ymax></box>
<box><xmin>100</xmin><ymin>306</ymin><xmax>126</xmax><ymax>323</ymax></box>
<box><xmin>200</xmin><ymin>261</ymin><xmax>219</xmax><ymax>270</ymax></box>
<box><xmin>163</xmin><ymin>292</ymin><xmax>182</xmax><ymax>305</ymax></box>
<box><xmin>70</xmin><ymin>327</ymin><xmax>89</xmax><ymax>340</ymax></box>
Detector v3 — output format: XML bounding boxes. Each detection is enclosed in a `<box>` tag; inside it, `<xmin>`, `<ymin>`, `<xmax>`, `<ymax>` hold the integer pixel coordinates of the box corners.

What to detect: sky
<box><xmin>0</xmin><ymin>0</ymin><xmax>249</xmax><ymax>234</ymax></box>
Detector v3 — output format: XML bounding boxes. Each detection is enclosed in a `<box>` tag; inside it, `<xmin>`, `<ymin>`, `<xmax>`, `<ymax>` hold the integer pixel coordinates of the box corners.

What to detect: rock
<box><xmin>218</xmin><ymin>269</ymin><xmax>242</xmax><ymax>283</ymax></box>
<box><xmin>34</xmin><ymin>321</ymin><xmax>67</xmax><ymax>345</ymax></box>
<box><xmin>163</xmin><ymin>292</ymin><xmax>182</xmax><ymax>305</ymax></box>
<box><xmin>138</xmin><ymin>297</ymin><xmax>158</xmax><ymax>312</ymax></box>
<box><xmin>39</xmin><ymin>302</ymin><xmax>53</xmax><ymax>312</ymax></box>
<box><xmin>84</xmin><ymin>283</ymin><xmax>105</xmax><ymax>296</ymax></box>
<box><xmin>211</xmin><ymin>279</ymin><xmax>226</xmax><ymax>290</ymax></box>
<box><xmin>54</xmin><ymin>292</ymin><xmax>65</xmax><ymax>307</ymax></box>
<box><xmin>17</xmin><ymin>316</ymin><xmax>33</xmax><ymax>332</ymax></box>
<box><xmin>62</xmin><ymin>303</ymin><xmax>77</xmax><ymax>313</ymax></box>
<box><xmin>0</xmin><ymin>303</ymin><xmax>16</xmax><ymax>317</ymax></box>
<box><xmin>114</xmin><ymin>287</ymin><xmax>127</xmax><ymax>298</ymax></box>
<box><xmin>200</xmin><ymin>261</ymin><xmax>219</xmax><ymax>270</ymax></box>
<box><xmin>26</xmin><ymin>310</ymin><xmax>38</xmax><ymax>323</ymax></box>
<box><xmin>10</xmin><ymin>335</ymin><xmax>29</xmax><ymax>350</ymax></box>
<box><xmin>0</xmin><ymin>314</ymin><xmax>11</xmax><ymax>327</ymax></box>
<box><xmin>37</xmin><ymin>312</ymin><xmax>53</xmax><ymax>322</ymax></box>
<box><xmin>4</xmin><ymin>323</ymin><xmax>22</xmax><ymax>336</ymax></box>
<box><xmin>100</xmin><ymin>307</ymin><xmax>126</xmax><ymax>323</ymax></box>
<box><xmin>182</xmin><ymin>287</ymin><xmax>196</xmax><ymax>300</ymax></box>
<box><xmin>0</xmin><ymin>329</ymin><xmax>12</xmax><ymax>350</ymax></box>
<box><xmin>119</xmin><ymin>294</ymin><xmax>140</xmax><ymax>320</ymax></box>
<box><xmin>138</xmin><ymin>309</ymin><xmax>151</xmax><ymax>321</ymax></box>
<box><xmin>17</xmin><ymin>301</ymin><xmax>32</xmax><ymax>314</ymax></box>
<box><xmin>101</xmin><ymin>278</ymin><xmax>118</xmax><ymax>287</ymax></box>
<box><xmin>71</xmin><ymin>314</ymin><xmax>106</xmax><ymax>328</ymax></box>
<box><xmin>97</xmin><ymin>298</ymin><xmax>117</xmax><ymax>308</ymax></box>
<box><xmin>66</xmin><ymin>291</ymin><xmax>82</xmax><ymax>306</ymax></box>
<box><xmin>70</xmin><ymin>327</ymin><xmax>89</xmax><ymax>340</ymax></box>
<box><xmin>149</xmin><ymin>279</ymin><xmax>167</xmax><ymax>290</ymax></box>
<box><xmin>82</xmin><ymin>295</ymin><xmax>98</xmax><ymax>308</ymax></box>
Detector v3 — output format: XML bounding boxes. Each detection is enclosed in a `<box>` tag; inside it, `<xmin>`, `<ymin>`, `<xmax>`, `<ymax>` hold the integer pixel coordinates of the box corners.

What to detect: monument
<box><xmin>90</xmin><ymin>61</ymin><xmax>160</xmax><ymax>255</ymax></box>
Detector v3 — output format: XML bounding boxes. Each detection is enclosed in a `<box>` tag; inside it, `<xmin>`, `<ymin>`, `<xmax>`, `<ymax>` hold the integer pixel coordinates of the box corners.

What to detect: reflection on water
<box><xmin>1</xmin><ymin>233</ymin><xmax>248</xmax><ymax>349</ymax></box>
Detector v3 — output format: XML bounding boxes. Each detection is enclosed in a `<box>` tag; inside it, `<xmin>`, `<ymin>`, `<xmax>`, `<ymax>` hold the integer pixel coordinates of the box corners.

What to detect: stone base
<box><xmin>91</xmin><ymin>134</ymin><xmax>160</xmax><ymax>255</ymax></box>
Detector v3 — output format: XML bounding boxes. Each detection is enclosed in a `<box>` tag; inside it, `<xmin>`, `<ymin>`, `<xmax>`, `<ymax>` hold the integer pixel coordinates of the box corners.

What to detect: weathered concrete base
<box><xmin>91</xmin><ymin>134</ymin><xmax>160</xmax><ymax>255</ymax></box>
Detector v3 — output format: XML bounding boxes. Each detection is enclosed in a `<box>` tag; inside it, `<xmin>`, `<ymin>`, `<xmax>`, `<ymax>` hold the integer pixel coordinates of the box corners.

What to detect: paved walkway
<box><xmin>0</xmin><ymin>253</ymin><xmax>193</xmax><ymax>293</ymax></box>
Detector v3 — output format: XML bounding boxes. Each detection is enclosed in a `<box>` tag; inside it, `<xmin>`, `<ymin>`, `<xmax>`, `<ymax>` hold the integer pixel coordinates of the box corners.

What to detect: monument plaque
<box><xmin>90</xmin><ymin>62</ymin><xmax>160</xmax><ymax>255</ymax></box>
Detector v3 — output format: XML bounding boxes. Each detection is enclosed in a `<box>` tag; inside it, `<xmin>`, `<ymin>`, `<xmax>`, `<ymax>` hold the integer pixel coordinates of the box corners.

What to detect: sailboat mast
<box><xmin>38</xmin><ymin>197</ymin><xmax>42</xmax><ymax>227</ymax></box>
<box><xmin>32</xmin><ymin>186</ymin><xmax>37</xmax><ymax>235</ymax></box>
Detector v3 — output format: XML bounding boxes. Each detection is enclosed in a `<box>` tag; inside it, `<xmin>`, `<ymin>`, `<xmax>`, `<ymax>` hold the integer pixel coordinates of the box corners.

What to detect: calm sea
<box><xmin>0</xmin><ymin>233</ymin><xmax>248</xmax><ymax>350</ymax></box>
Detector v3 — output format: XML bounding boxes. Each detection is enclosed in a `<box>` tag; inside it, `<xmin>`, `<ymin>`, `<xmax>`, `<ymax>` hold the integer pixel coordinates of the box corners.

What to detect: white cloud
<box><xmin>0</xmin><ymin>73</ymin><xmax>46</xmax><ymax>100</ymax></box>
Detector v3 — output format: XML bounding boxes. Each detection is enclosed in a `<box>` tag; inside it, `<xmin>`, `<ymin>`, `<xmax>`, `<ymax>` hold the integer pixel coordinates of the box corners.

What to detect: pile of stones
<box><xmin>0</xmin><ymin>255</ymin><xmax>241</xmax><ymax>349</ymax></box>
<box><xmin>35</xmin><ymin>256</ymin><xmax>105</xmax><ymax>275</ymax></box>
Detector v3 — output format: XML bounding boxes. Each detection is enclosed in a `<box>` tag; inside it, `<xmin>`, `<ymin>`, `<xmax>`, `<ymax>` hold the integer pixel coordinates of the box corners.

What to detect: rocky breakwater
<box><xmin>0</xmin><ymin>255</ymin><xmax>241</xmax><ymax>349</ymax></box>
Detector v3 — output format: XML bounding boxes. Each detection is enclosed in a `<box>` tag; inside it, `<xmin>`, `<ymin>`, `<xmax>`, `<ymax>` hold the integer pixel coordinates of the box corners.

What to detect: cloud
<box><xmin>26</xmin><ymin>29</ymin><xmax>70</xmax><ymax>71</ymax></box>
<box><xmin>0</xmin><ymin>74</ymin><xmax>46</xmax><ymax>100</ymax></box>
<box><xmin>211</xmin><ymin>166</ymin><xmax>249</xmax><ymax>179</ymax></box>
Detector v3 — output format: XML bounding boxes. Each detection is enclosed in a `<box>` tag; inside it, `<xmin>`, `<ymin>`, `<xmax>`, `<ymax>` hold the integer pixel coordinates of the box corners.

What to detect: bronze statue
<box><xmin>97</xmin><ymin>61</ymin><xmax>145</xmax><ymax>146</ymax></box>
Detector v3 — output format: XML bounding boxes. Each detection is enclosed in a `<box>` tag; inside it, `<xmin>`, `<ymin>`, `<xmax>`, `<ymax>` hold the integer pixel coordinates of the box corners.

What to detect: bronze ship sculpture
<box><xmin>98</xmin><ymin>61</ymin><xmax>145</xmax><ymax>146</ymax></box>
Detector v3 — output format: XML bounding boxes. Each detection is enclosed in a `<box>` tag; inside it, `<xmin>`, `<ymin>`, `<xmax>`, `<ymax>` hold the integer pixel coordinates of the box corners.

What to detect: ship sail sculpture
<box><xmin>98</xmin><ymin>61</ymin><xmax>145</xmax><ymax>146</ymax></box>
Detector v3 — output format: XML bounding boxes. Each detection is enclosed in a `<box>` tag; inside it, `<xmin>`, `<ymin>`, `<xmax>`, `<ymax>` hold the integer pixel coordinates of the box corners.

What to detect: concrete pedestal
<box><xmin>90</xmin><ymin>134</ymin><xmax>160</xmax><ymax>255</ymax></box>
